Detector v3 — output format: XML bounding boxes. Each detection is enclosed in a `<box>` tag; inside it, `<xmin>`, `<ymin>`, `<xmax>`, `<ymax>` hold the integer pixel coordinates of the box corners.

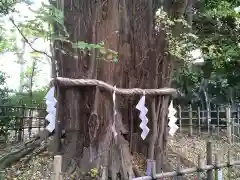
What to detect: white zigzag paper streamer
<box><xmin>112</xmin><ymin>86</ymin><xmax>117</xmax><ymax>137</ymax></box>
<box><xmin>45</xmin><ymin>87</ymin><xmax>57</xmax><ymax>132</ymax></box>
<box><xmin>136</xmin><ymin>95</ymin><xmax>150</xmax><ymax>140</ymax></box>
<box><xmin>168</xmin><ymin>101</ymin><xmax>178</xmax><ymax>136</ymax></box>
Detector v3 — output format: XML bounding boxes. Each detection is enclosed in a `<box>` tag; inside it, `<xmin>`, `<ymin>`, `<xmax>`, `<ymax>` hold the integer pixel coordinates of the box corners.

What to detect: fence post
<box><xmin>146</xmin><ymin>159</ymin><xmax>156</xmax><ymax>177</ymax></box>
<box><xmin>226</xmin><ymin>106</ymin><xmax>232</xmax><ymax>144</ymax></box>
<box><xmin>207</xmin><ymin>106</ymin><xmax>211</xmax><ymax>135</ymax></box>
<box><xmin>0</xmin><ymin>170</ymin><xmax>4</xmax><ymax>180</ymax></box>
<box><xmin>176</xmin><ymin>156</ymin><xmax>183</xmax><ymax>180</ymax></box>
<box><xmin>101</xmin><ymin>166</ymin><xmax>108</xmax><ymax>180</ymax></box>
<box><xmin>128</xmin><ymin>165</ymin><xmax>133</xmax><ymax>179</ymax></box>
<box><xmin>22</xmin><ymin>104</ymin><xmax>26</xmax><ymax>141</ymax></box>
<box><xmin>54</xmin><ymin>155</ymin><xmax>62</xmax><ymax>180</ymax></box>
<box><xmin>146</xmin><ymin>159</ymin><xmax>152</xmax><ymax>176</ymax></box>
<box><xmin>197</xmin><ymin>153</ymin><xmax>204</xmax><ymax>179</ymax></box>
<box><xmin>215</xmin><ymin>154</ymin><xmax>222</xmax><ymax>180</ymax></box>
<box><xmin>227</xmin><ymin>150</ymin><xmax>232</xmax><ymax>180</ymax></box>
<box><xmin>237</xmin><ymin>106</ymin><xmax>240</xmax><ymax>142</ymax></box>
<box><xmin>207</xmin><ymin>141</ymin><xmax>213</xmax><ymax>180</ymax></box>
<box><xmin>178</xmin><ymin>105</ymin><xmax>182</xmax><ymax>133</ymax></box>
<box><xmin>36</xmin><ymin>105</ymin><xmax>41</xmax><ymax>133</ymax></box>
<box><xmin>216</xmin><ymin>106</ymin><xmax>220</xmax><ymax>138</ymax></box>
<box><xmin>18</xmin><ymin>104</ymin><xmax>25</xmax><ymax>142</ymax></box>
<box><xmin>152</xmin><ymin>160</ymin><xmax>156</xmax><ymax>179</ymax></box>
<box><xmin>3</xmin><ymin>128</ymin><xmax>7</xmax><ymax>148</ymax></box>
<box><xmin>189</xmin><ymin>104</ymin><xmax>193</xmax><ymax>136</ymax></box>
<box><xmin>28</xmin><ymin>109</ymin><xmax>33</xmax><ymax>139</ymax></box>
<box><xmin>197</xmin><ymin>106</ymin><xmax>201</xmax><ymax>135</ymax></box>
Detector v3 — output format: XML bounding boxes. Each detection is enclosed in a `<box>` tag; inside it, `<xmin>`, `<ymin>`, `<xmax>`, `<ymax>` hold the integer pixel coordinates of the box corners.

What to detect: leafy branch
<box><xmin>10</xmin><ymin>18</ymin><xmax>53</xmax><ymax>60</ymax></box>
<box><xmin>6</xmin><ymin>1</ymin><xmax>119</xmax><ymax>66</ymax></box>
<box><xmin>10</xmin><ymin>7</ymin><xmax>118</xmax><ymax>63</ymax></box>
<box><xmin>155</xmin><ymin>8</ymin><xmax>198</xmax><ymax>61</ymax></box>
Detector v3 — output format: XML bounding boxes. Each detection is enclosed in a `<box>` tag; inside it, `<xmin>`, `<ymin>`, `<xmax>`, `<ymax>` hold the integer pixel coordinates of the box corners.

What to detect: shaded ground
<box><xmin>2</xmin><ymin>131</ymin><xmax>240</xmax><ymax>179</ymax></box>
<box><xmin>5</xmin><ymin>151</ymin><xmax>53</xmax><ymax>180</ymax></box>
<box><xmin>4</xmin><ymin>151</ymin><xmax>145</xmax><ymax>179</ymax></box>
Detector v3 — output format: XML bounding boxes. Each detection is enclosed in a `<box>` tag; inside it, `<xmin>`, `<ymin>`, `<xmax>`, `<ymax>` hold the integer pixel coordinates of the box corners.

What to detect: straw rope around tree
<box><xmin>52</xmin><ymin>77</ymin><xmax>178</xmax><ymax>96</ymax></box>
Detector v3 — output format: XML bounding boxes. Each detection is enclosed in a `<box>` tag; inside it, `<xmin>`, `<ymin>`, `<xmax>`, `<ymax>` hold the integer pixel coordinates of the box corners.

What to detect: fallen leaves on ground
<box><xmin>3</xmin><ymin>130</ymin><xmax>240</xmax><ymax>179</ymax></box>
<box><xmin>132</xmin><ymin>152</ymin><xmax>146</xmax><ymax>173</ymax></box>
<box><xmin>5</xmin><ymin>152</ymin><xmax>53</xmax><ymax>180</ymax></box>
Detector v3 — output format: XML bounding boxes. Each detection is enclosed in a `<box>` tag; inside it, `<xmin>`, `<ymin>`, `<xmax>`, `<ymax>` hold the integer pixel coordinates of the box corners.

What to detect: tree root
<box><xmin>0</xmin><ymin>130</ymin><xmax>51</xmax><ymax>170</ymax></box>
<box><xmin>168</xmin><ymin>148</ymin><xmax>195</xmax><ymax>168</ymax></box>
<box><xmin>0</xmin><ymin>146</ymin><xmax>35</xmax><ymax>169</ymax></box>
<box><xmin>20</xmin><ymin>144</ymin><xmax>47</xmax><ymax>166</ymax></box>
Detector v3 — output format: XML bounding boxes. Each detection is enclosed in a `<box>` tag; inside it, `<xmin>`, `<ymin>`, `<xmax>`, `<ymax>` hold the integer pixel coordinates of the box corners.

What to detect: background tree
<box><xmin>0</xmin><ymin>0</ymin><xmax>17</xmax><ymax>134</ymax></box>
<box><xmin>174</xmin><ymin>0</ymin><xmax>240</xmax><ymax>107</ymax></box>
<box><xmin>20</xmin><ymin>53</ymin><xmax>41</xmax><ymax>100</ymax></box>
<box><xmin>0</xmin><ymin>0</ymin><xmax>49</xmax><ymax>141</ymax></box>
<box><xmin>0</xmin><ymin>71</ymin><xmax>10</xmax><ymax>128</ymax></box>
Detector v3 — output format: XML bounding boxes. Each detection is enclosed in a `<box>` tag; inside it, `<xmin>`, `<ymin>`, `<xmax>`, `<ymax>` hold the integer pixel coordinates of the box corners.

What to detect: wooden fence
<box><xmin>0</xmin><ymin>102</ymin><xmax>46</xmax><ymax>146</ymax></box>
<box><xmin>133</xmin><ymin>141</ymin><xmax>240</xmax><ymax>180</ymax></box>
<box><xmin>177</xmin><ymin>104</ymin><xmax>240</xmax><ymax>143</ymax></box>
<box><xmin>46</xmin><ymin>141</ymin><xmax>240</xmax><ymax>180</ymax></box>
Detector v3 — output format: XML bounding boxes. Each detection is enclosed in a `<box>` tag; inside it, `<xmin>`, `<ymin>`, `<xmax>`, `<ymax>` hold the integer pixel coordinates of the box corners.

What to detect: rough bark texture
<box><xmin>53</xmin><ymin>0</ymin><xmax>188</xmax><ymax>178</ymax></box>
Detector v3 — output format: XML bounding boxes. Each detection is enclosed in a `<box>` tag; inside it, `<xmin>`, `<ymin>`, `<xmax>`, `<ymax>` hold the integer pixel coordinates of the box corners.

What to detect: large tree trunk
<box><xmin>53</xmin><ymin>0</ymin><xmax>188</xmax><ymax>178</ymax></box>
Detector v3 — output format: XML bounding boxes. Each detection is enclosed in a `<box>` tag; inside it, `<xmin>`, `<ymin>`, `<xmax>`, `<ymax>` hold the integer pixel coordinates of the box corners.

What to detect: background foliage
<box><xmin>174</xmin><ymin>0</ymin><xmax>240</xmax><ymax>106</ymax></box>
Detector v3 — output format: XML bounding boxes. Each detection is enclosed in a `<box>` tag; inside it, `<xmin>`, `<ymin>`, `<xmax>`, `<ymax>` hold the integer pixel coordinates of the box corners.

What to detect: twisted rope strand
<box><xmin>52</xmin><ymin>77</ymin><xmax>177</xmax><ymax>96</ymax></box>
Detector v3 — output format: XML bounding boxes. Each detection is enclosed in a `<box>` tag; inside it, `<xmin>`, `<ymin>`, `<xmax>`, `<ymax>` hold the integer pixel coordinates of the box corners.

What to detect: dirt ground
<box><xmin>2</xmin><ymin>131</ymin><xmax>240</xmax><ymax>179</ymax></box>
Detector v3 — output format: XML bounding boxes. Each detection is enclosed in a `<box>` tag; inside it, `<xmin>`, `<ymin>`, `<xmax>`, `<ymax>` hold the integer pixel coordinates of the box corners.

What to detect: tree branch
<box><xmin>10</xmin><ymin>18</ymin><xmax>100</xmax><ymax>62</ymax></box>
<box><xmin>10</xmin><ymin>18</ymin><xmax>53</xmax><ymax>60</ymax></box>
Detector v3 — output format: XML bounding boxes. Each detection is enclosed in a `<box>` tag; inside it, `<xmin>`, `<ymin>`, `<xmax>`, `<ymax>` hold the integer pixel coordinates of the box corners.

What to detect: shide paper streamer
<box><xmin>136</xmin><ymin>94</ymin><xmax>150</xmax><ymax>140</ymax></box>
<box><xmin>45</xmin><ymin>87</ymin><xmax>57</xmax><ymax>132</ymax></box>
<box><xmin>112</xmin><ymin>85</ymin><xmax>118</xmax><ymax>137</ymax></box>
<box><xmin>168</xmin><ymin>101</ymin><xmax>178</xmax><ymax>136</ymax></box>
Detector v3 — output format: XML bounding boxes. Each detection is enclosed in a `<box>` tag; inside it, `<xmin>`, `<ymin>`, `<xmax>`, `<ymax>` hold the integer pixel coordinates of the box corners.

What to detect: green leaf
<box><xmin>114</xmin><ymin>57</ymin><xmax>118</xmax><ymax>63</ymax></box>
